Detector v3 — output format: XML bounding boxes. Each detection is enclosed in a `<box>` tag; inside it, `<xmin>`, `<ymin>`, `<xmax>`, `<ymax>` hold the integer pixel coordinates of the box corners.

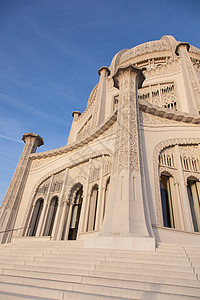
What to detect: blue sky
<box><xmin>0</xmin><ymin>0</ymin><xmax>200</xmax><ymax>205</ymax></box>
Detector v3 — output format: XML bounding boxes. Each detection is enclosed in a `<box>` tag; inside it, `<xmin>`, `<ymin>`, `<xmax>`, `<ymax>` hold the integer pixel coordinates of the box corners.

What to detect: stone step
<box><xmin>43</xmin><ymin>253</ymin><xmax>108</xmax><ymax>260</ymax></box>
<box><xmin>34</xmin><ymin>256</ymin><xmax>103</xmax><ymax>265</ymax></box>
<box><xmin>109</xmin><ymin>251</ymin><xmax>187</xmax><ymax>258</ymax></box>
<box><xmin>41</xmin><ymin>253</ymin><xmax>191</xmax><ymax>268</ymax></box>
<box><xmin>24</xmin><ymin>259</ymin><xmax>96</xmax><ymax>270</ymax></box>
<box><xmin>1</xmin><ymin>269</ymin><xmax>200</xmax><ymax>297</ymax></box>
<box><xmin>10</xmin><ymin>264</ymin><xmax>91</xmax><ymax>276</ymax></box>
<box><xmin>3</xmin><ymin>263</ymin><xmax>199</xmax><ymax>288</ymax></box>
<box><xmin>100</xmin><ymin>260</ymin><xmax>192</xmax><ymax>273</ymax></box>
<box><xmin>88</xmin><ymin>269</ymin><xmax>200</xmax><ymax>288</ymax></box>
<box><xmin>0</xmin><ymin>291</ymin><xmax>55</xmax><ymax>300</ymax></box>
<box><xmin>95</xmin><ymin>264</ymin><xmax>196</xmax><ymax>280</ymax></box>
<box><xmin>0</xmin><ymin>275</ymin><xmax>198</xmax><ymax>300</ymax></box>
<box><xmin>105</xmin><ymin>255</ymin><xmax>190</xmax><ymax>265</ymax></box>
<box><xmin>4</xmin><ymin>258</ymin><xmax>195</xmax><ymax>281</ymax></box>
<box><xmin>0</xmin><ymin>282</ymin><xmax>64</xmax><ymax>299</ymax></box>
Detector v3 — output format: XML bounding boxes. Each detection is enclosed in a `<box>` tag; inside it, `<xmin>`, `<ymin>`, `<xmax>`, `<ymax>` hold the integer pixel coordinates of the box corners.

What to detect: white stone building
<box><xmin>1</xmin><ymin>35</ymin><xmax>200</xmax><ymax>251</ymax></box>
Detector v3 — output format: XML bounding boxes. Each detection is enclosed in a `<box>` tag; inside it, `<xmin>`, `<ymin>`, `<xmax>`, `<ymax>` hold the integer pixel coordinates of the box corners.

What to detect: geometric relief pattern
<box><xmin>153</xmin><ymin>138</ymin><xmax>200</xmax><ymax>226</ymax></box>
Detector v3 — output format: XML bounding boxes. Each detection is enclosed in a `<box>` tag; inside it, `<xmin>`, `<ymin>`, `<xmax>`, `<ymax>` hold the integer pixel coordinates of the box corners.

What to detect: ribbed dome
<box><xmin>109</xmin><ymin>35</ymin><xmax>179</xmax><ymax>76</ymax></box>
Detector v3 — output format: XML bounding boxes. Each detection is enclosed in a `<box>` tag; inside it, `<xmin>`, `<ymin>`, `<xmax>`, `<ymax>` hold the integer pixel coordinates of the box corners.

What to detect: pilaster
<box><xmin>175</xmin><ymin>43</ymin><xmax>200</xmax><ymax>113</ymax></box>
<box><xmin>0</xmin><ymin>133</ymin><xmax>43</xmax><ymax>244</ymax></box>
<box><xmin>84</xmin><ymin>65</ymin><xmax>155</xmax><ymax>250</ymax></box>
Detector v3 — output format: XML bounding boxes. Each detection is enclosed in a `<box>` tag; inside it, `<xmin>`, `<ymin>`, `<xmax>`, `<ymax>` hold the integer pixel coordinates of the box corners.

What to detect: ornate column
<box><xmin>174</xmin><ymin>182</ymin><xmax>185</xmax><ymax>230</ymax></box>
<box><xmin>94</xmin><ymin>155</ymin><xmax>104</xmax><ymax>230</ymax></box>
<box><xmin>174</xmin><ymin>145</ymin><xmax>193</xmax><ymax>231</ymax></box>
<box><xmin>79</xmin><ymin>159</ymin><xmax>92</xmax><ymax>233</ymax></box>
<box><xmin>51</xmin><ymin>168</ymin><xmax>69</xmax><ymax>240</ymax></box>
<box><xmin>56</xmin><ymin>201</ymin><xmax>68</xmax><ymax>240</ymax></box>
<box><xmin>36</xmin><ymin>175</ymin><xmax>54</xmax><ymax>236</ymax></box>
<box><xmin>0</xmin><ymin>133</ymin><xmax>43</xmax><ymax>244</ymax></box>
<box><xmin>84</xmin><ymin>65</ymin><xmax>155</xmax><ymax>250</ymax></box>
<box><xmin>175</xmin><ymin>43</ymin><xmax>200</xmax><ymax>113</ymax></box>
<box><xmin>63</xmin><ymin>204</ymin><xmax>72</xmax><ymax>240</ymax></box>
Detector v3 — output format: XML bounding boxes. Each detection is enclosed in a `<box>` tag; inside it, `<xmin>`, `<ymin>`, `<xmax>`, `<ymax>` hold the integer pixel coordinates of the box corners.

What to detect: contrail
<box><xmin>0</xmin><ymin>134</ymin><xmax>23</xmax><ymax>144</ymax></box>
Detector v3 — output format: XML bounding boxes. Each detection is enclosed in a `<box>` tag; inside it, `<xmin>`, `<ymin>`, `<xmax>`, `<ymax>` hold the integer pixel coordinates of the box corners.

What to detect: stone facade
<box><xmin>1</xmin><ymin>35</ymin><xmax>200</xmax><ymax>250</ymax></box>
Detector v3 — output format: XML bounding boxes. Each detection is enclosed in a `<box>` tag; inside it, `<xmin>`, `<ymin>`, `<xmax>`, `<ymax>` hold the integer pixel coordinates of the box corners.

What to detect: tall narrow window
<box><xmin>160</xmin><ymin>175</ymin><xmax>175</xmax><ymax>228</ymax></box>
<box><xmin>187</xmin><ymin>180</ymin><xmax>200</xmax><ymax>232</ymax></box>
<box><xmin>28</xmin><ymin>198</ymin><xmax>43</xmax><ymax>236</ymax></box>
<box><xmin>68</xmin><ymin>187</ymin><xmax>83</xmax><ymax>240</ymax></box>
<box><xmin>43</xmin><ymin>196</ymin><xmax>58</xmax><ymax>236</ymax></box>
<box><xmin>87</xmin><ymin>185</ymin><xmax>99</xmax><ymax>231</ymax></box>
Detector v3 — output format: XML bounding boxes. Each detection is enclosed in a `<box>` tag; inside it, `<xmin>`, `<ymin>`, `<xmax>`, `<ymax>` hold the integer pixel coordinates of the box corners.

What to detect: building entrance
<box><xmin>68</xmin><ymin>187</ymin><xmax>83</xmax><ymax>240</ymax></box>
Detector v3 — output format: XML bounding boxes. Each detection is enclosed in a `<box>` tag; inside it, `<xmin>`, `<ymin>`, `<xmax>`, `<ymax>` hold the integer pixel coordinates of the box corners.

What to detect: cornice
<box><xmin>30</xmin><ymin>111</ymin><xmax>117</xmax><ymax>160</ymax></box>
<box><xmin>139</xmin><ymin>100</ymin><xmax>200</xmax><ymax>124</ymax></box>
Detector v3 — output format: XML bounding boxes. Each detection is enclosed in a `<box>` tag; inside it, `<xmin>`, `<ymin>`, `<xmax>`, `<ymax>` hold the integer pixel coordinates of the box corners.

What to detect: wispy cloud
<box><xmin>0</xmin><ymin>134</ymin><xmax>23</xmax><ymax>143</ymax></box>
<box><xmin>0</xmin><ymin>92</ymin><xmax>66</xmax><ymax>126</ymax></box>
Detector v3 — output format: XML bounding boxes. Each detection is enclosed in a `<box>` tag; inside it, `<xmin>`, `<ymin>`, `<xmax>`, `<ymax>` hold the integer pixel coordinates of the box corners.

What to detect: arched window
<box><xmin>68</xmin><ymin>187</ymin><xmax>83</xmax><ymax>240</ymax></box>
<box><xmin>43</xmin><ymin>196</ymin><xmax>58</xmax><ymax>236</ymax></box>
<box><xmin>87</xmin><ymin>185</ymin><xmax>99</xmax><ymax>231</ymax></box>
<box><xmin>28</xmin><ymin>198</ymin><xmax>44</xmax><ymax>236</ymax></box>
<box><xmin>160</xmin><ymin>174</ymin><xmax>175</xmax><ymax>228</ymax></box>
<box><xmin>103</xmin><ymin>178</ymin><xmax>110</xmax><ymax>221</ymax></box>
<box><xmin>187</xmin><ymin>179</ymin><xmax>200</xmax><ymax>232</ymax></box>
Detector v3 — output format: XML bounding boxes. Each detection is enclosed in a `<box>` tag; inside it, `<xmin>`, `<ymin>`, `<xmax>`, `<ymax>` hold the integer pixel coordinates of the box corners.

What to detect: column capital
<box><xmin>98</xmin><ymin>66</ymin><xmax>110</xmax><ymax>77</ymax></box>
<box><xmin>112</xmin><ymin>64</ymin><xmax>145</xmax><ymax>89</ymax></box>
<box><xmin>175</xmin><ymin>42</ymin><xmax>190</xmax><ymax>56</ymax></box>
<box><xmin>22</xmin><ymin>133</ymin><xmax>44</xmax><ymax>147</ymax></box>
<box><xmin>72</xmin><ymin>111</ymin><xmax>81</xmax><ymax>120</ymax></box>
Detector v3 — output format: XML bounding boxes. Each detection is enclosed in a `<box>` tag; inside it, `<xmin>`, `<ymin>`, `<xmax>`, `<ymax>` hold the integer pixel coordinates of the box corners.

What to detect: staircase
<box><xmin>0</xmin><ymin>239</ymin><xmax>199</xmax><ymax>299</ymax></box>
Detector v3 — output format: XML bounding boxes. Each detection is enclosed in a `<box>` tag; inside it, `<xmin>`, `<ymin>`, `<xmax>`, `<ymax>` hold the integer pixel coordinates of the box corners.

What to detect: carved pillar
<box><xmin>79</xmin><ymin>159</ymin><xmax>92</xmax><ymax>233</ymax></box>
<box><xmin>63</xmin><ymin>204</ymin><xmax>72</xmax><ymax>240</ymax></box>
<box><xmin>52</xmin><ymin>168</ymin><xmax>69</xmax><ymax>240</ymax></box>
<box><xmin>0</xmin><ymin>133</ymin><xmax>43</xmax><ymax>244</ymax></box>
<box><xmin>84</xmin><ymin>65</ymin><xmax>155</xmax><ymax>250</ymax></box>
<box><xmin>91</xmin><ymin>67</ymin><xmax>110</xmax><ymax>130</ymax></box>
<box><xmin>174</xmin><ymin>182</ymin><xmax>185</xmax><ymax>230</ymax></box>
<box><xmin>56</xmin><ymin>201</ymin><xmax>68</xmax><ymax>240</ymax></box>
<box><xmin>94</xmin><ymin>155</ymin><xmax>104</xmax><ymax>230</ymax></box>
<box><xmin>175</xmin><ymin>43</ymin><xmax>200</xmax><ymax>113</ymax></box>
<box><xmin>174</xmin><ymin>145</ymin><xmax>193</xmax><ymax>231</ymax></box>
<box><xmin>36</xmin><ymin>175</ymin><xmax>54</xmax><ymax>236</ymax></box>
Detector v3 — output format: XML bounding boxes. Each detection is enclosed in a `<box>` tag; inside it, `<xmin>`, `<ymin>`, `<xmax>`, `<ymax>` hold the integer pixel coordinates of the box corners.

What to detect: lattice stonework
<box><xmin>154</xmin><ymin>140</ymin><xmax>200</xmax><ymax>226</ymax></box>
<box><xmin>138</xmin><ymin>82</ymin><xmax>178</xmax><ymax>111</ymax></box>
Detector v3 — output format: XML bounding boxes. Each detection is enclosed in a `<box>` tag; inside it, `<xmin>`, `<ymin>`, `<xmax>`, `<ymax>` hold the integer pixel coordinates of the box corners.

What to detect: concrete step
<box><xmin>0</xmin><ymin>276</ymin><xmax>198</xmax><ymax>300</ymax></box>
<box><xmin>88</xmin><ymin>269</ymin><xmax>200</xmax><ymax>288</ymax></box>
<box><xmin>0</xmin><ymin>291</ymin><xmax>55</xmax><ymax>300</ymax></box>
<box><xmin>95</xmin><ymin>264</ymin><xmax>196</xmax><ymax>280</ymax></box>
<box><xmin>1</xmin><ymin>270</ymin><xmax>200</xmax><ymax>297</ymax></box>
<box><xmin>100</xmin><ymin>260</ymin><xmax>192</xmax><ymax>273</ymax></box>
<box><xmin>2</xmin><ymin>264</ymin><xmax>199</xmax><ymax>288</ymax></box>
<box><xmin>34</xmin><ymin>256</ymin><xmax>103</xmax><ymax>265</ymax></box>
<box><xmin>105</xmin><ymin>255</ymin><xmax>191</xmax><ymax>265</ymax></box>
<box><xmin>24</xmin><ymin>259</ymin><xmax>97</xmax><ymax>270</ymax></box>
<box><xmin>109</xmin><ymin>251</ymin><xmax>187</xmax><ymax>259</ymax></box>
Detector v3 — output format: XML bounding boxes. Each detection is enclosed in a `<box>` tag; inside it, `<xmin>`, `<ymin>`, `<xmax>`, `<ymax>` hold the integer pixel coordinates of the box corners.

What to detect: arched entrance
<box><xmin>68</xmin><ymin>187</ymin><xmax>83</xmax><ymax>240</ymax></box>
<box><xmin>43</xmin><ymin>196</ymin><xmax>58</xmax><ymax>236</ymax></box>
<box><xmin>28</xmin><ymin>198</ymin><xmax>44</xmax><ymax>236</ymax></box>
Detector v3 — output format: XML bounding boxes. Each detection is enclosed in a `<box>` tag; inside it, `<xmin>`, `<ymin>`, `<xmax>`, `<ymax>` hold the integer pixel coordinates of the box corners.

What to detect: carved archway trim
<box><xmin>67</xmin><ymin>183</ymin><xmax>83</xmax><ymax>205</ymax></box>
<box><xmin>30</xmin><ymin>112</ymin><xmax>116</xmax><ymax>160</ymax></box>
<box><xmin>153</xmin><ymin>138</ymin><xmax>200</xmax><ymax>226</ymax></box>
<box><xmin>22</xmin><ymin>150</ymin><xmax>112</xmax><ymax>231</ymax></box>
<box><xmin>184</xmin><ymin>173</ymin><xmax>200</xmax><ymax>185</ymax></box>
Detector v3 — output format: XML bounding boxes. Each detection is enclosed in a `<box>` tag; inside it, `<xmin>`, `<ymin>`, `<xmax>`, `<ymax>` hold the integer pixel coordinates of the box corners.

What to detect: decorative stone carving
<box><xmin>67</xmin><ymin>182</ymin><xmax>83</xmax><ymax>205</ymax></box>
<box><xmin>153</xmin><ymin>139</ymin><xmax>200</xmax><ymax>226</ymax></box>
<box><xmin>138</xmin><ymin>82</ymin><xmax>178</xmax><ymax>111</ymax></box>
<box><xmin>144</xmin><ymin>58</ymin><xmax>181</xmax><ymax>79</ymax></box>
<box><xmin>120</xmin><ymin>40</ymin><xmax>169</xmax><ymax>65</ymax></box>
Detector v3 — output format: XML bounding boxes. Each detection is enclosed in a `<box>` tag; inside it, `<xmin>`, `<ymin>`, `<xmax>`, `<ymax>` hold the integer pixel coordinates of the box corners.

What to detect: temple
<box><xmin>1</xmin><ymin>35</ymin><xmax>200</xmax><ymax>250</ymax></box>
